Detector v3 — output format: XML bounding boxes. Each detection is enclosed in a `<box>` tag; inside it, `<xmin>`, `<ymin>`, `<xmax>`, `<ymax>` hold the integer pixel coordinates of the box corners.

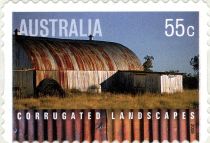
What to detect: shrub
<box><xmin>35</xmin><ymin>78</ymin><xmax>65</xmax><ymax>98</ymax></box>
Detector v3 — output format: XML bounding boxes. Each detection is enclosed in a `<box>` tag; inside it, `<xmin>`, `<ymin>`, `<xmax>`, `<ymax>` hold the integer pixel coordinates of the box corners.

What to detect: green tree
<box><xmin>182</xmin><ymin>55</ymin><xmax>199</xmax><ymax>89</ymax></box>
<box><xmin>190</xmin><ymin>55</ymin><xmax>199</xmax><ymax>75</ymax></box>
<box><xmin>143</xmin><ymin>55</ymin><xmax>154</xmax><ymax>72</ymax></box>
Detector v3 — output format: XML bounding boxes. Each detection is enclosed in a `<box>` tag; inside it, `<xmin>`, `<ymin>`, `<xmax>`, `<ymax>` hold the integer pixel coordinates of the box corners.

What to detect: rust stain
<box><xmin>113</xmin><ymin>110</ymin><xmax>123</xmax><ymax>142</ymax></box>
<box><xmin>123</xmin><ymin>109</ymin><xmax>131</xmax><ymax>141</ymax></box>
<box><xmin>37</xmin><ymin>110</ymin><xmax>44</xmax><ymax>142</ymax></box>
<box><xmin>47</xmin><ymin>110</ymin><xmax>53</xmax><ymax>142</ymax></box>
<box><xmin>56</xmin><ymin>110</ymin><xmax>63</xmax><ymax>142</ymax></box>
<box><xmin>143</xmin><ymin>109</ymin><xmax>150</xmax><ymax>141</ymax></box>
<box><xmin>161</xmin><ymin>109</ymin><xmax>169</xmax><ymax>141</ymax></box>
<box><xmin>14</xmin><ymin>36</ymin><xmax>143</xmax><ymax>71</ymax></box>
<box><xmin>84</xmin><ymin>110</ymin><xmax>92</xmax><ymax>142</ymax></box>
<box><xmin>28</xmin><ymin>110</ymin><xmax>34</xmax><ymax>142</ymax></box>
<box><xmin>179</xmin><ymin>109</ymin><xmax>187</xmax><ymax>141</ymax></box>
<box><xmin>14</xmin><ymin>109</ymin><xmax>199</xmax><ymax>142</ymax></box>
<box><xmin>169</xmin><ymin>109</ymin><xmax>178</xmax><ymax>142</ymax></box>
<box><xmin>152</xmin><ymin>109</ymin><xmax>159</xmax><ymax>141</ymax></box>
<box><xmin>75</xmin><ymin>110</ymin><xmax>82</xmax><ymax>142</ymax></box>
<box><xmin>133</xmin><ymin>109</ymin><xmax>141</xmax><ymax>141</ymax></box>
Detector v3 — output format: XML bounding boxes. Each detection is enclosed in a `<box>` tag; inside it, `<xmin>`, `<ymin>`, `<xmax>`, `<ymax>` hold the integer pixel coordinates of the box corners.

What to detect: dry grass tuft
<box><xmin>14</xmin><ymin>90</ymin><xmax>198</xmax><ymax>109</ymax></box>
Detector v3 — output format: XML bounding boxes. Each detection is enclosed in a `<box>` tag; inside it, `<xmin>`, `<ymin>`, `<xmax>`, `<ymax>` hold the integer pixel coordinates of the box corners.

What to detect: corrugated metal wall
<box><xmin>36</xmin><ymin>70</ymin><xmax>116</xmax><ymax>92</ymax></box>
<box><xmin>101</xmin><ymin>71</ymin><xmax>134</xmax><ymax>93</ymax></box>
<box><xmin>14</xmin><ymin>36</ymin><xmax>143</xmax><ymax>71</ymax></box>
<box><xmin>104</xmin><ymin>72</ymin><xmax>183</xmax><ymax>94</ymax></box>
<box><xmin>161</xmin><ymin>75</ymin><xmax>183</xmax><ymax>93</ymax></box>
<box><xmin>13</xmin><ymin>70</ymin><xmax>35</xmax><ymax>97</ymax></box>
<box><xmin>13</xmin><ymin>70</ymin><xmax>117</xmax><ymax>96</ymax></box>
<box><xmin>13</xmin><ymin>38</ymin><xmax>32</xmax><ymax>70</ymax></box>
<box><xmin>133</xmin><ymin>73</ymin><xmax>161</xmax><ymax>93</ymax></box>
<box><xmin>13</xmin><ymin>109</ymin><xmax>199</xmax><ymax>142</ymax></box>
<box><xmin>13</xmin><ymin>70</ymin><xmax>184</xmax><ymax>96</ymax></box>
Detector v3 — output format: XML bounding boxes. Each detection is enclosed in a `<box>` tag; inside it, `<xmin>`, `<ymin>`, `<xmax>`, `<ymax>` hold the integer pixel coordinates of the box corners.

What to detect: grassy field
<box><xmin>14</xmin><ymin>90</ymin><xmax>198</xmax><ymax>109</ymax></box>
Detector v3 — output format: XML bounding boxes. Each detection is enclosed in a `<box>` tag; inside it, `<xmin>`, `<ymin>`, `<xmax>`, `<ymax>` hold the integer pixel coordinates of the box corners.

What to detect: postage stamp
<box><xmin>0</xmin><ymin>0</ymin><xmax>210</xmax><ymax>143</ymax></box>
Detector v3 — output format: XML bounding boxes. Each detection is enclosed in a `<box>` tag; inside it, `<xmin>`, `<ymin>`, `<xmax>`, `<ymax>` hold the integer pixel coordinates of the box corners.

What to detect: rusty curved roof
<box><xmin>14</xmin><ymin>36</ymin><xmax>143</xmax><ymax>71</ymax></box>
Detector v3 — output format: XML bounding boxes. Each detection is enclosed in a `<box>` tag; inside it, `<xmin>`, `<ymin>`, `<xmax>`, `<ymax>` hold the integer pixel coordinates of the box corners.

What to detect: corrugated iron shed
<box><xmin>13</xmin><ymin>35</ymin><xmax>144</xmax><ymax>96</ymax></box>
<box><xmin>103</xmin><ymin>71</ymin><xmax>183</xmax><ymax>93</ymax></box>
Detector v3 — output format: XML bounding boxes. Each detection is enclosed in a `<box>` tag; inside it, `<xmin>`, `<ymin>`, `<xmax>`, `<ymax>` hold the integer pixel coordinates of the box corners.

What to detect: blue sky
<box><xmin>13</xmin><ymin>12</ymin><xmax>199</xmax><ymax>74</ymax></box>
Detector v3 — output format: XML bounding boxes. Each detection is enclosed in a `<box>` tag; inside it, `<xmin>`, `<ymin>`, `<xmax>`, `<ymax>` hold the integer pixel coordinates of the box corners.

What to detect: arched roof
<box><xmin>14</xmin><ymin>36</ymin><xmax>143</xmax><ymax>71</ymax></box>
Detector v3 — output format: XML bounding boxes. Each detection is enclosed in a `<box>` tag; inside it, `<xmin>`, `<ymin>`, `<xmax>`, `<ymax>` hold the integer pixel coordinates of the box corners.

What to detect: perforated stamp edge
<box><xmin>0</xmin><ymin>0</ymin><xmax>210</xmax><ymax>143</ymax></box>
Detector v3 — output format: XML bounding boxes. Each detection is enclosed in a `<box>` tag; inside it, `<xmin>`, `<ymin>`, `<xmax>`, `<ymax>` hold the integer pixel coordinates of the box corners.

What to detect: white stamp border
<box><xmin>0</xmin><ymin>0</ymin><xmax>209</xmax><ymax>143</ymax></box>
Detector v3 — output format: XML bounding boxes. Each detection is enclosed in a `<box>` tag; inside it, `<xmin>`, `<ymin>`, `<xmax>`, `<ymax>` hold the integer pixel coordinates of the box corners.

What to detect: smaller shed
<box><xmin>102</xmin><ymin>71</ymin><xmax>183</xmax><ymax>94</ymax></box>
